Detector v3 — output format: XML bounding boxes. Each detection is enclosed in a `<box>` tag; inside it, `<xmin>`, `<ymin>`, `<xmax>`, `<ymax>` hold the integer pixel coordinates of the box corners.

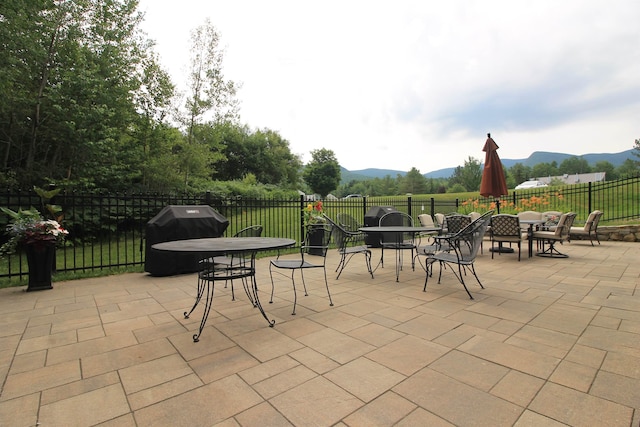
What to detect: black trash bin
<box><xmin>145</xmin><ymin>205</ymin><xmax>229</xmax><ymax>276</ymax></box>
<box><xmin>364</xmin><ymin>206</ymin><xmax>398</xmax><ymax>247</ymax></box>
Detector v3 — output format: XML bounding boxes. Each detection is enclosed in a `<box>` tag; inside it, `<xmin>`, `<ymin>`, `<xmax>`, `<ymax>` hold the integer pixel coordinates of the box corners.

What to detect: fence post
<box><xmin>362</xmin><ymin>196</ymin><xmax>368</xmax><ymax>219</ymax></box>
<box><xmin>588</xmin><ymin>182</ymin><xmax>592</xmax><ymax>213</ymax></box>
<box><xmin>407</xmin><ymin>195</ymin><xmax>412</xmax><ymax>217</ymax></box>
<box><xmin>430</xmin><ymin>197</ymin><xmax>435</xmax><ymax>217</ymax></box>
<box><xmin>300</xmin><ymin>194</ymin><xmax>305</xmax><ymax>240</ymax></box>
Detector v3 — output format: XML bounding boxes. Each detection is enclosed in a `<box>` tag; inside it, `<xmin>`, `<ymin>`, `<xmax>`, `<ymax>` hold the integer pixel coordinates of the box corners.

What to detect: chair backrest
<box><xmin>517</xmin><ymin>211</ymin><xmax>542</xmax><ymax>221</ymax></box>
<box><xmin>445</xmin><ymin>214</ymin><xmax>471</xmax><ymax>235</ymax></box>
<box><xmin>233</xmin><ymin>225</ymin><xmax>263</xmax><ymax>238</ymax></box>
<box><xmin>418</xmin><ymin>214</ymin><xmax>436</xmax><ymax>228</ymax></box>
<box><xmin>584</xmin><ymin>210</ymin><xmax>603</xmax><ymax>232</ymax></box>
<box><xmin>379</xmin><ymin>212</ymin><xmax>414</xmax><ymax>245</ymax></box>
<box><xmin>336</xmin><ymin>213</ymin><xmax>362</xmax><ymax>232</ymax></box>
<box><xmin>322</xmin><ymin>214</ymin><xmax>350</xmax><ymax>251</ymax></box>
<box><xmin>490</xmin><ymin>214</ymin><xmax>520</xmax><ymax>237</ymax></box>
<box><xmin>554</xmin><ymin>212</ymin><xmax>577</xmax><ymax>238</ymax></box>
<box><xmin>454</xmin><ymin>213</ymin><xmax>492</xmax><ymax>262</ymax></box>
<box><xmin>303</xmin><ymin>224</ymin><xmax>333</xmax><ymax>256</ymax></box>
<box><xmin>434</xmin><ymin>213</ymin><xmax>446</xmax><ymax>228</ymax></box>
<box><xmin>468</xmin><ymin>212</ymin><xmax>481</xmax><ymax>222</ymax></box>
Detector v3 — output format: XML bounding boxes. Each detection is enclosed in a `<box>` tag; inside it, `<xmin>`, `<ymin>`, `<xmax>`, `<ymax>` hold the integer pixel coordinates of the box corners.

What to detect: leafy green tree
<box><xmin>531</xmin><ymin>161</ymin><xmax>559</xmax><ymax>179</ymax></box>
<box><xmin>449</xmin><ymin>157</ymin><xmax>482</xmax><ymax>192</ymax></box>
<box><xmin>180</xmin><ymin>18</ymin><xmax>239</xmax><ymax>139</ymax></box>
<box><xmin>303</xmin><ymin>149</ymin><xmax>341</xmax><ymax>197</ymax></box>
<box><xmin>633</xmin><ymin>138</ymin><xmax>640</xmax><ymax>164</ymax></box>
<box><xmin>617</xmin><ymin>158</ymin><xmax>639</xmax><ymax>178</ymax></box>
<box><xmin>176</xmin><ymin>19</ymin><xmax>240</xmax><ymax>189</ymax></box>
<box><xmin>594</xmin><ymin>161</ymin><xmax>617</xmax><ymax>180</ymax></box>
<box><xmin>0</xmin><ymin>0</ymin><xmax>171</xmax><ymax>191</ymax></box>
<box><xmin>372</xmin><ymin>175</ymin><xmax>398</xmax><ymax>196</ymax></box>
<box><xmin>211</xmin><ymin>123</ymin><xmax>301</xmax><ymax>187</ymax></box>
<box><xmin>559</xmin><ymin>156</ymin><xmax>591</xmax><ymax>175</ymax></box>
<box><xmin>398</xmin><ymin>167</ymin><xmax>428</xmax><ymax>194</ymax></box>
<box><xmin>509</xmin><ymin>163</ymin><xmax>532</xmax><ymax>186</ymax></box>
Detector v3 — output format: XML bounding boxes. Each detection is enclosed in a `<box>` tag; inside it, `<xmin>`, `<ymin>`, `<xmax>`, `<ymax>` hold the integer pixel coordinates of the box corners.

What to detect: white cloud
<box><xmin>138</xmin><ymin>0</ymin><xmax>640</xmax><ymax>173</ymax></box>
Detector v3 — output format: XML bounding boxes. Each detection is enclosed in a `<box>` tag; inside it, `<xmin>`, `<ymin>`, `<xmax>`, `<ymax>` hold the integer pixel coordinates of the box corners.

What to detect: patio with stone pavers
<box><xmin>0</xmin><ymin>239</ymin><xmax>639</xmax><ymax>426</ymax></box>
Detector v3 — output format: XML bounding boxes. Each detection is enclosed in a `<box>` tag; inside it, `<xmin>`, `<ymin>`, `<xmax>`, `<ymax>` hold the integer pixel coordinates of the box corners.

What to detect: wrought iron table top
<box><xmin>152</xmin><ymin>237</ymin><xmax>295</xmax><ymax>254</ymax></box>
<box><xmin>358</xmin><ymin>226</ymin><xmax>441</xmax><ymax>233</ymax></box>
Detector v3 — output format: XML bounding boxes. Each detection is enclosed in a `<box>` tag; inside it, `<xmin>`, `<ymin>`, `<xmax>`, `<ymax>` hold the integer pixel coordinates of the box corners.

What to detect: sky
<box><xmin>137</xmin><ymin>0</ymin><xmax>640</xmax><ymax>173</ymax></box>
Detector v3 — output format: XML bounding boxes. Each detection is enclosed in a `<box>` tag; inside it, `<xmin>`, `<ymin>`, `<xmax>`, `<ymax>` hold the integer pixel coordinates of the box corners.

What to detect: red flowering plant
<box><xmin>0</xmin><ymin>187</ymin><xmax>68</xmax><ymax>257</ymax></box>
<box><xmin>303</xmin><ymin>200</ymin><xmax>325</xmax><ymax>226</ymax></box>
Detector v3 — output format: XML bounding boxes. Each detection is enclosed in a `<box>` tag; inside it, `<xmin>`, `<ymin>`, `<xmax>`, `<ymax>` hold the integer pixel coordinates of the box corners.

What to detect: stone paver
<box><xmin>0</xmin><ymin>240</ymin><xmax>638</xmax><ymax>426</ymax></box>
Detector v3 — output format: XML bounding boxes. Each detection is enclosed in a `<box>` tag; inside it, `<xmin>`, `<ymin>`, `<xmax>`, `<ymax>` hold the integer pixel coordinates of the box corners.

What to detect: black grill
<box><xmin>145</xmin><ymin>205</ymin><xmax>229</xmax><ymax>276</ymax></box>
<box><xmin>363</xmin><ymin>206</ymin><xmax>397</xmax><ymax>247</ymax></box>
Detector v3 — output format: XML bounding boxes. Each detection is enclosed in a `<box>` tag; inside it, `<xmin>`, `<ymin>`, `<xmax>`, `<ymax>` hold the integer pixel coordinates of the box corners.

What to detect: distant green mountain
<box><xmin>342</xmin><ymin>149</ymin><xmax>636</xmax><ymax>181</ymax></box>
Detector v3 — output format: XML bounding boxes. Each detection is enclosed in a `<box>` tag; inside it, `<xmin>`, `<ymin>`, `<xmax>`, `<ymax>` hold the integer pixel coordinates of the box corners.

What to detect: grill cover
<box><xmin>364</xmin><ymin>206</ymin><xmax>397</xmax><ymax>247</ymax></box>
<box><xmin>145</xmin><ymin>205</ymin><xmax>229</xmax><ymax>276</ymax></box>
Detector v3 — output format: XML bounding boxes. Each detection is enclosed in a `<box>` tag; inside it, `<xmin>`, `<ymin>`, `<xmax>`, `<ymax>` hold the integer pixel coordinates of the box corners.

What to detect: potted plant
<box><xmin>1</xmin><ymin>187</ymin><xmax>68</xmax><ymax>291</ymax></box>
<box><xmin>303</xmin><ymin>200</ymin><xmax>327</xmax><ymax>255</ymax></box>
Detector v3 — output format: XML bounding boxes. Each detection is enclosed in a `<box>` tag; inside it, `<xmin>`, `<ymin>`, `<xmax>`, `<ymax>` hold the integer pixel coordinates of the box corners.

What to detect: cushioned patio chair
<box><xmin>532</xmin><ymin>212</ymin><xmax>577</xmax><ymax>258</ymax></box>
<box><xmin>323</xmin><ymin>214</ymin><xmax>373</xmax><ymax>279</ymax></box>
<box><xmin>570</xmin><ymin>210</ymin><xmax>603</xmax><ymax>246</ymax></box>
<box><xmin>541</xmin><ymin>211</ymin><xmax>563</xmax><ymax>231</ymax></box>
<box><xmin>417</xmin><ymin>213</ymin><xmax>440</xmax><ymax>241</ymax></box>
<box><xmin>434</xmin><ymin>213</ymin><xmax>447</xmax><ymax>232</ymax></box>
<box><xmin>269</xmin><ymin>224</ymin><xmax>334</xmax><ymax>315</ymax></box>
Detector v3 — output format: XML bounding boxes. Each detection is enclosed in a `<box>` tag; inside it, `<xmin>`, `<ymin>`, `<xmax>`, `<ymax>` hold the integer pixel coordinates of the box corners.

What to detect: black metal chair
<box><xmin>424</xmin><ymin>211</ymin><xmax>493</xmax><ymax>299</ymax></box>
<box><xmin>204</xmin><ymin>225</ymin><xmax>263</xmax><ymax>301</ymax></box>
<box><xmin>189</xmin><ymin>248</ymin><xmax>257</xmax><ymax>342</ymax></box>
<box><xmin>183</xmin><ymin>225</ymin><xmax>264</xmax><ymax>340</ymax></box>
<box><xmin>378</xmin><ymin>211</ymin><xmax>417</xmax><ymax>281</ymax></box>
<box><xmin>269</xmin><ymin>224</ymin><xmax>334</xmax><ymax>315</ymax></box>
<box><xmin>336</xmin><ymin>212</ymin><xmax>363</xmax><ymax>233</ymax></box>
<box><xmin>323</xmin><ymin>214</ymin><xmax>373</xmax><ymax>279</ymax></box>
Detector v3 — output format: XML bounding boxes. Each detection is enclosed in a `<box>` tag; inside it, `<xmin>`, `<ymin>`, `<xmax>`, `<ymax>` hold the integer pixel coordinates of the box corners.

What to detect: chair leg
<box><xmin>335</xmin><ymin>252</ymin><xmax>347</xmax><ymax>279</ymax></box>
<box><xmin>365</xmin><ymin>251</ymin><xmax>374</xmax><ymax>278</ymax></box>
<box><xmin>536</xmin><ymin>239</ymin><xmax>569</xmax><ymax>258</ymax></box>
<box><xmin>323</xmin><ymin>268</ymin><xmax>333</xmax><ymax>307</ymax></box>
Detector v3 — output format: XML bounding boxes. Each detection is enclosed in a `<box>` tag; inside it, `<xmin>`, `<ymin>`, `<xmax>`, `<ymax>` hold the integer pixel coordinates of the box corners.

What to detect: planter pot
<box><xmin>306</xmin><ymin>224</ymin><xmax>326</xmax><ymax>256</ymax></box>
<box><xmin>24</xmin><ymin>242</ymin><xmax>55</xmax><ymax>291</ymax></box>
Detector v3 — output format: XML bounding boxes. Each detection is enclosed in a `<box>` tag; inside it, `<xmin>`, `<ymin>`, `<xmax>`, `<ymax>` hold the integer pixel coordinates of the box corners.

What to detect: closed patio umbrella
<box><xmin>480</xmin><ymin>133</ymin><xmax>508</xmax><ymax>209</ymax></box>
<box><xmin>480</xmin><ymin>133</ymin><xmax>511</xmax><ymax>253</ymax></box>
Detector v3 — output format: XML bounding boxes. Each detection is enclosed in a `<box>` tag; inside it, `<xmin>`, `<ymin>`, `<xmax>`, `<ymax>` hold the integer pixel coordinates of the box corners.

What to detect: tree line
<box><xmin>337</xmin><ymin>149</ymin><xmax>640</xmax><ymax>197</ymax></box>
<box><xmin>0</xmin><ymin>1</ymin><xmax>305</xmax><ymax>196</ymax></box>
<box><xmin>1</xmin><ymin>1</ymin><xmax>637</xmax><ymax>199</ymax></box>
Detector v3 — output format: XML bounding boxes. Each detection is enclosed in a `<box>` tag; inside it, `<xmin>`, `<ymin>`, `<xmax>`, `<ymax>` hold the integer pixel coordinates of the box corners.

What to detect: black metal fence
<box><xmin>1</xmin><ymin>174</ymin><xmax>638</xmax><ymax>280</ymax></box>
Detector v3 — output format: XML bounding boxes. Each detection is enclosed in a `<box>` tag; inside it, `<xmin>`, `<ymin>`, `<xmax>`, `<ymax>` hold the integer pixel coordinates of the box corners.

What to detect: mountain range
<box><xmin>341</xmin><ymin>149</ymin><xmax>636</xmax><ymax>181</ymax></box>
